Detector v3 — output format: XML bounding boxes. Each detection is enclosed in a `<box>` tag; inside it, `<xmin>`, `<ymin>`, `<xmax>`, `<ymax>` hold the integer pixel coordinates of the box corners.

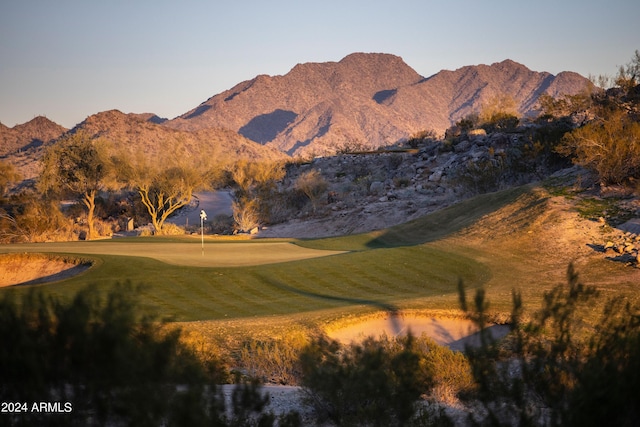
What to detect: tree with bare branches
<box><xmin>117</xmin><ymin>153</ymin><xmax>215</xmax><ymax>234</ymax></box>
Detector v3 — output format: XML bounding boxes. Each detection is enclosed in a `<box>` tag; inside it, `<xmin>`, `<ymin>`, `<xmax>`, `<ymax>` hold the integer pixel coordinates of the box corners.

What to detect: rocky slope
<box><xmin>168</xmin><ymin>53</ymin><xmax>592</xmax><ymax>156</ymax></box>
<box><xmin>0</xmin><ymin>116</ymin><xmax>68</xmax><ymax>181</ymax></box>
<box><xmin>70</xmin><ymin>109</ymin><xmax>286</xmax><ymax>162</ymax></box>
<box><xmin>0</xmin><ymin>116</ymin><xmax>67</xmax><ymax>156</ymax></box>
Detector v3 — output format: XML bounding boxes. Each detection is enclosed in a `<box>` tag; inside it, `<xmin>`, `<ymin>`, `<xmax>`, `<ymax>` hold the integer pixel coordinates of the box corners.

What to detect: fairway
<box><xmin>0</xmin><ymin>240</ymin><xmax>345</xmax><ymax>267</ymax></box>
<box><xmin>4</xmin><ymin>184</ymin><xmax>634</xmax><ymax>325</ymax></box>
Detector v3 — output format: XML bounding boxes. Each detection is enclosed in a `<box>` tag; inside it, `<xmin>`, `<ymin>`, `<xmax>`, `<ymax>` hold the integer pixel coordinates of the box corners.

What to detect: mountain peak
<box><xmin>0</xmin><ymin>116</ymin><xmax>67</xmax><ymax>157</ymax></box>
<box><xmin>167</xmin><ymin>53</ymin><xmax>591</xmax><ymax>156</ymax></box>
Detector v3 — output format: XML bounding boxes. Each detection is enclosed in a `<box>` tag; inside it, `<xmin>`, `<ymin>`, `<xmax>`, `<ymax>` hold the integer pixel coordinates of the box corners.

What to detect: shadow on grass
<box><xmin>262</xmin><ymin>276</ymin><xmax>404</xmax><ymax>335</ymax></box>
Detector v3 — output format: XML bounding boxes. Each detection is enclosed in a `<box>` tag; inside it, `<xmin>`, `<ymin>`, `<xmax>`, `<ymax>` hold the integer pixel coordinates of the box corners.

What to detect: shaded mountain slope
<box><xmin>70</xmin><ymin>109</ymin><xmax>286</xmax><ymax>162</ymax></box>
<box><xmin>167</xmin><ymin>53</ymin><xmax>592</xmax><ymax>156</ymax></box>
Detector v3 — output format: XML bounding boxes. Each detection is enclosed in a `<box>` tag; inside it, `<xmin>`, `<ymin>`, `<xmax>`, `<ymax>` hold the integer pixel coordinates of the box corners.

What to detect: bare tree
<box><xmin>117</xmin><ymin>152</ymin><xmax>213</xmax><ymax>234</ymax></box>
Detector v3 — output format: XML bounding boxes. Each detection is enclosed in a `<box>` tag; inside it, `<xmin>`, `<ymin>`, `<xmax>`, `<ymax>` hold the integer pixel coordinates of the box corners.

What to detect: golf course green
<box><xmin>0</xmin><ymin>239</ymin><xmax>346</xmax><ymax>267</ymax></box>
<box><xmin>0</xmin><ymin>233</ymin><xmax>489</xmax><ymax>322</ymax></box>
<box><xmin>4</xmin><ymin>184</ymin><xmax>636</xmax><ymax>325</ymax></box>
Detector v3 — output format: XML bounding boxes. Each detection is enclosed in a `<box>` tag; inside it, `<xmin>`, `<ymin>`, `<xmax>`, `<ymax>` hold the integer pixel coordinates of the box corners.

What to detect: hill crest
<box><xmin>166</xmin><ymin>53</ymin><xmax>592</xmax><ymax>156</ymax></box>
<box><xmin>0</xmin><ymin>116</ymin><xmax>67</xmax><ymax>156</ymax></box>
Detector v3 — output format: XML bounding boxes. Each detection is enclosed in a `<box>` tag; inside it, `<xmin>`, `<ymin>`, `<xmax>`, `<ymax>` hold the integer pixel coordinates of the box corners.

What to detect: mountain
<box><xmin>70</xmin><ymin>109</ymin><xmax>285</xmax><ymax>162</ymax></box>
<box><xmin>167</xmin><ymin>53</ymin><xmax>592</xmax><ymax>156</ymax></box>
<box><xmin>0</xmin><ymin>116</ymin><xmax>68</xmax><ymax>157</ymax></box>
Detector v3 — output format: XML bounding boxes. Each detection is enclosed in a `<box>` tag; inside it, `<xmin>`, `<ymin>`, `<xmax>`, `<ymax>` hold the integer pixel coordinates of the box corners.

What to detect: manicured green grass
<box><xmin>4</xmin><ymin>182</ymin><xmax>635</xmax><ymax>325</ymax></box>
<box><xmin>3</xmin><ymin>188</ymin><xmax>528</xmax><ymax>322</ymax></box>
<box><xmin>0</xmin><ymin>244</ymin><xmax>489</xmax><ymax>322</ymax></box>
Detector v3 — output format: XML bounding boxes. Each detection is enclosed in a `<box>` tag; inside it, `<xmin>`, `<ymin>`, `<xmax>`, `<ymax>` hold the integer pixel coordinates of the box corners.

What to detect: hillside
<box><xmin>167</xmin><ymin>53</ymin><xmax>592</xmax><ymax>156</ymax></box>
<box><xmin>70</xmin><ymin>109</ymin><xmax>286</xmax><ymax>162</ymax></box>
<box><xmin>1</xmin><ymin>54</ymin><xmax>592</xmax><ymax>163</ymax></box>
<box><xmin>0</xmin><ymin>116</ymin><xmax>67</xmax><ymax>156</ymax></box>
<box><xmin>0</xmin><ymin>116</ymin><xmax>68</xmax><ymax>181</ymax></box>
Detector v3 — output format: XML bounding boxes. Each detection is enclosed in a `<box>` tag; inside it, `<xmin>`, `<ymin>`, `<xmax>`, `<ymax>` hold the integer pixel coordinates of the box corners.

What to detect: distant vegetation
<box><xmin>2</xmin><ymin>53</ymin><xmax>638</xmax><ymax>243</ymax></box>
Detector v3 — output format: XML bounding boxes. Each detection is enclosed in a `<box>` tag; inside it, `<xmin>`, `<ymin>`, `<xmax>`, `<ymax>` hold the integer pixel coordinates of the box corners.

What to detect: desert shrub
<box><xmin>208</xmin><ymin>213</ymin><xmax>234</xmax><ymax>235</ymax></box>
<box><xmin>0</xmin><ymin>283</ymin><xmax>296</xmax><ymax>426</ymax></box>
<box><xmin>294</xmin><ymin>169</ymin><xmax>328</xmax><ymax>213</ymax></box>
<box><xmin>299</xmin><ymin>334</ymin><xmax>436</xmax><ymax>426</ymax></box>
<box><xmin>264</xmin><ymin>188</ymin><xmax>308</xmax><ymax>224</ymax></box>
<box><xmin>521</xmin><ymin>119</ymin><xmax>574</xmax><ymax>173</ymax></box>
<box><xmin>385</xmin><ymin>153</ymin><xmax>404</xmax><ymax>174</ymax></box>
<box><xmin>415</xmin><ymin>335</ymin><xmax>475</xmax><ymax>404</ymax></box>
<box><xmin>478</xmin><ymin>95</ymin><xmax>520</xmax><ymax>133</ymax></box>
<box><xmin>558</xmin><ymin>110</ymin><xmax>640</xmax><ymax>185</ymax></box>
<box><xmin>456</xmin><ymin>114</ymin><xmax>479</xmax><ymax>133</ymax></box>
<box><xmin>232</xmin><ymin>197</ymin><xmax>261</xmax><ymax>233</ymax></box>
<box><xmin>453</xmin><ymin>158</ymin><xmax>505</xmax><ymax>194</ymax></box>
<box><xmin>0</xmin><ymin>283</ymin><xmax>218</xmax><ymax>425</ymax></box>
<box><xmin>239</xmin><ymin>332</ymin><xmax>308</xmax><ymax>385</ymax></box>
<box><xmin>459</xmin><ymin>264</ymin><xmax>640</xmax><ymax>426</ymax></box>
<box><xmin>0</xmin><ymin>160</ymin><xmax>21</xmax><ymax>200</ymax></box>
<box><xmin>407</xmin><ymin>129</ymin><xmax>438</xmax><ymax>148</ymax></box>
<box><xmin>0</xmin><ymin>196</ymin><xmax>76</xmax><ymax>243</ymax></box>
<box><xmin>230</xmin><ymin>160</ymin><xmax>285</xmax><ymax>222</ymax></box>
<box><xmin>153</xmin><ymin>221</ymin><xmax>186</xmax><ymax>236</ymax></box>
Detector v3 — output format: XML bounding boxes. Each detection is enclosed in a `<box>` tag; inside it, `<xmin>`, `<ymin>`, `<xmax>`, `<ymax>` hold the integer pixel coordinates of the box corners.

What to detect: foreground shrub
<box><xmin>459</xmin><ymin>264</ymin><xmax>640</xmax><ymax>426</ymax></box>
<box><xmin>299</xmin><ymin>334</ymin><xmax>436</xmax><ymax>426</ymax></box>
<box><xmin>239</xmin><ymin>332</ymin><xmax>308</xmax><ymax>385</ymax></box>
<box><xmin>416</xmin><ymin>336</ymin><xmax>475</xmax><ymax>405</ymax></box>
<box><xmin>0</xmin><ymin>284</ymin><xmax>296</xmax><ymax>426</ymax></box>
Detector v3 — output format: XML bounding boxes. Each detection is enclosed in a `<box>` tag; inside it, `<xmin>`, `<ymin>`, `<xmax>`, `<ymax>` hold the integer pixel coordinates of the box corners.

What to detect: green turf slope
<box><xmin>0</xmin><ymin>186</ymin><xmax>534</xmax><ymax>321</ymax></box>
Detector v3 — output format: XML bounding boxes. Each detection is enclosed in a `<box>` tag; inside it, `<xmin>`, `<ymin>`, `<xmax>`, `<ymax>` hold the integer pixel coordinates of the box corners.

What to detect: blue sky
<box><xmin>1</xmin><ymin>0</ymin><xmax>638</xmax><ymax>129</ymax></box>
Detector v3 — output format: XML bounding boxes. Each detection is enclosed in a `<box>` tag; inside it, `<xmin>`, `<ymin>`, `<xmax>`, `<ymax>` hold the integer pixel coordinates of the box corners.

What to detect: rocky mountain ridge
<box><xmin>0</xmin><ymin>116</ymin><xmax>67</xmax><ymax>156</ymax></box>
<box><xmin>168</xmin><ymin>53</ymin><xmax>592</xmax><ymax>156</ymax></box>
<box><xmin>1</xmin><ymin>110</ymin><xmax>285</xmax><ymax>182</ymax></box>
<box><xmin>1</xmin><ymin>53</ymin><xmax>592</xmax><ymax>164</ymax></box>
<box><xmin>70</xmin><ymin>109</ymin><xmax>285</xmax><ymax>161</ymax></box>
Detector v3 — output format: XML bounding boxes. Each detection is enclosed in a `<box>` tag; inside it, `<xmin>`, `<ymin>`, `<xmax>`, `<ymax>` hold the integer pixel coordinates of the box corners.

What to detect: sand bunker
<box><xmin>0</xmin><ymin>254</ymin><xmax>91</xmax><ymax>287</ymax></box>
<box><xmin>327</xmin><ymin>314</ymin><xmax>510</xmax><ymax>351</ymax></box>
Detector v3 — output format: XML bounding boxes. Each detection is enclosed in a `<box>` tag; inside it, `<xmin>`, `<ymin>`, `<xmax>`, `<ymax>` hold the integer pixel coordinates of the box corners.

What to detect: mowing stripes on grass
<box><xmin>0</xmin><ymin>235</ymin><xmax>490</xmax><ymax>322</ymax></box>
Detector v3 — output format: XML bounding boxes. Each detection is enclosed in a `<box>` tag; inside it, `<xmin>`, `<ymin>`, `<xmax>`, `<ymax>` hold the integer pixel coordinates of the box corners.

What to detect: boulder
<box><xmin>428</xmin><ymin>169</ymin><xmax>443</xmax><ymax>182</ymax></box>
<box><xmin>369</xmin><ymin>181</ymin><xmax>384</xmax><ymax>195</ymax></box>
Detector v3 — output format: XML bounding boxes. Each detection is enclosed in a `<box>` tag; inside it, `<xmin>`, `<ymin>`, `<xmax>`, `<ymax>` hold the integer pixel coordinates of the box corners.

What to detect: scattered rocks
<box><xmin>598</xmin><ymin>229</ymin><xmax>640</xmax><ymax>267</ymax></box>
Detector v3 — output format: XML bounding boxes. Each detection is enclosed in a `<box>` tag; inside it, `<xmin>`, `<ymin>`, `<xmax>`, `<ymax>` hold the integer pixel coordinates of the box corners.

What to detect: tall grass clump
<box><xmin>239</xmin><ymin>332</ymin><xmax>308</xmax><ymax>385</ymax></box>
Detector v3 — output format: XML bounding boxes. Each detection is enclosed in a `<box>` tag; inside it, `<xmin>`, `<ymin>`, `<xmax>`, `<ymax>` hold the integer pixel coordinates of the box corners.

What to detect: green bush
<box><xmin>558</xmin><ymin>110</ymin><xmax>640</xmax><ymax>185</ymax></box>
<box><xmin>299</xmin><ymin>334</ymin><xmax>435</xmax><ymax>426</ymax></box>
<box><xmin>0</xmin><ymin>283</ymin><xmax>297</xmax><ymax>426</ymax></box>
<box><xmin>459</xmin><ymin>264</ymin><xmax>640</xmax><ymax>426</ymax></box>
